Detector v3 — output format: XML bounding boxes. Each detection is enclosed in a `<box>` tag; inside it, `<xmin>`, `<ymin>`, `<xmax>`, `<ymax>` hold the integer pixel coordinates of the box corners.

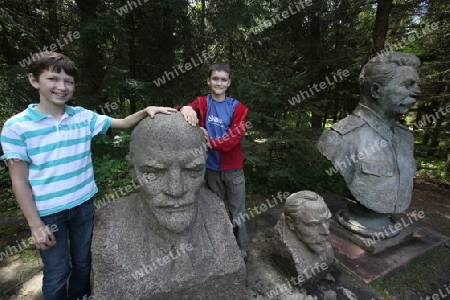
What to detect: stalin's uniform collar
<box><xmin>352</xmin><ymin>103</ymin><xmax>395</xmax><ymax>143</ymax></box>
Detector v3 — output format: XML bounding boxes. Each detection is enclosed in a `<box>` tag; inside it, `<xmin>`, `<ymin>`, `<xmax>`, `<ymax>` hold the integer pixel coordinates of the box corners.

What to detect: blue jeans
<box><xmin>39</xmin><ymin>199</ymin><xmax>94</xmax><ymax>300</ymax></box>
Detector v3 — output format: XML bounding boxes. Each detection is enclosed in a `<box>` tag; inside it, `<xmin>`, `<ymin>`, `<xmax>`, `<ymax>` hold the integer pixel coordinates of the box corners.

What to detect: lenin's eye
<box><xmin>183</xmin><ymin>164</ymin><xmax>204</xmax><ymax>172</ymax></box>
<box><xmin>141</xmin><ymin>164</ymin><xmax>166</xmax><ymax>174</ymax></box>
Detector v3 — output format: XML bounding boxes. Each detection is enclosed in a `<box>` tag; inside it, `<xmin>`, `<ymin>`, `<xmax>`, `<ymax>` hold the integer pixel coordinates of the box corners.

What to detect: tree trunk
<box><xmin>47</xmin><ymin>0</ymin><xmax>59</xmax><ymax>40</ymax></box>
<box><xmin>309</xmin><ymin>0</ymin><xmax>324</xmax><ymax>129</ymax></box>
<box><xmin>74</xmin><ymin>0</ymin><xmax>106</xmax><ymax>107</ymax></box>
<box><xmin>127</xmin><ymin>13</ymin><xmax>137</xmax><ymax>114</ymax></box>
<box><xmin>446</xmin><ymin>154</ymin><xmax>450</xmax><ymax>175</ymax></box>
<box><xmin>200</xmin><ymin>0</ymin><xmax>206</xmax><ymax>48</ymax></box>
<box><xmin>371</xmin><ymin>0</ymin><xmax>393</xmax><ymax>55</ymax></box>
<box><xmin>428</xmin><ymin>102</ymin><xmax>444</xmax><ymax>155</ymax></box>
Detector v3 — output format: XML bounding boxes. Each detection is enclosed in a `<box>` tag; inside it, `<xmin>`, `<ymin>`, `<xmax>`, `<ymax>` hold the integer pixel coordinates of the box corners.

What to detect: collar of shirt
<box><xmin>26</xmin><ymin>104</ymin><xmax>75</xmax><ymax>121</ymax></box>
<box><xmin>353</xmin><ymin>103</ymin><xmax>394</xmax><ymax>142</ymax></box>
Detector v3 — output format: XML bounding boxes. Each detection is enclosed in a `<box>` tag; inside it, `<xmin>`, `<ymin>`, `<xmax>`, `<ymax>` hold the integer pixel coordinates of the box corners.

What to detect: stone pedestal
<box><xmin>331</xmin><ymin>215</ymin><xmax>417</xmax><ymax>255</ymax></box>
<box><xmin>335</xmin><ymin>201</ymin><xmax>401</xmax><ymax>238</ymax></box>
<box><xmin>329</xmin><ymin>225</ymin><xmax>449</xmax><ymax>283</ymax></box>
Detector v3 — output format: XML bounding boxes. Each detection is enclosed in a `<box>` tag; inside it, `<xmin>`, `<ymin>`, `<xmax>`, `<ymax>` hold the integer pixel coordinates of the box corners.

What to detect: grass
<box><xmin>370</xmin><ymin>245</ymin><xmax>450</xmax><ymax>299</ymax></box>
<box><xmin>0</xmin><ymin>223</ymin><xmax>29</xmax><ymax>248</ymax></box>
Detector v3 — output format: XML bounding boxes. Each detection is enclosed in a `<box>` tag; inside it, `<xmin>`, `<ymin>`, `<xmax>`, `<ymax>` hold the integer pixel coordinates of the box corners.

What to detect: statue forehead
<box><xmin>395</xmin><ymin>66</ymin><xmax>419</xmax><ymax>79</ymax></box>
<box><xmin>286</xmin><ymin>195</ymin><xmax>330</xmax><ymax>220</ymax></box>
<box><xmin>363</xmin><ymin>61</ymin><xmax>418</xmax><ymax>79</ymax></box>
<box><xmin>130</xmin><ymin>114</ymin><xmax>204</xmax><ymax>153</ymax></box>
<box><xmin>299</xmin><ymin>199</ymin><xmax>329</xmax><ymax>214</ymax></box>
<box><xmin>300</xmin><ymin>208</ymin><xmax>331</xmax><ymax>222</ymax></box>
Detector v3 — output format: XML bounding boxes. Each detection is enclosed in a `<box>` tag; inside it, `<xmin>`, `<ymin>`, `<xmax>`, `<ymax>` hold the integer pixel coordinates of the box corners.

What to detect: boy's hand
<box><xmin>180</xmin><ymin>106</ymin><xmax>198</xmax><ymax>126</ymax></box>
<box><xmin>111</xmin><ymin>106</ymin><xmax>177</xmax><ymax>129</ymax></box>
<box><xmin>200</xmin><ymin>127</ymin><xmax>211</xmax><ymax>149</ymax></box>
<box><xmin>30</xmin><ymin>222</ymin><xmax>57</xmax><ymax>250</ymax></box>
<box><xmin>145</xmin><ymin>106</ymin><xmax>177</xmax><ymax>118</ymax></box>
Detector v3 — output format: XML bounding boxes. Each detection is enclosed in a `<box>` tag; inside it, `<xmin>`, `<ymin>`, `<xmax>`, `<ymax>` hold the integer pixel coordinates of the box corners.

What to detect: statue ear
<box><xmin>370</xmin><ymin>82</ymin><xmax>382</xmax><ymax>99</ymax></box>
<box><xmin>126</xmin><ymin>153</ymin><xmax>139</xmax><ymax>184</ymax></box>
<box><xmin>286</xmin><ymin>216</ymin><xmax>295</xmax><ymax>231</ymax></box>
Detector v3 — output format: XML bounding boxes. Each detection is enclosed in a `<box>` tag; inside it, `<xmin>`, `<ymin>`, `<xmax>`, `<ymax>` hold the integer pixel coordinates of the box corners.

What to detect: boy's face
<box><xmin>28</xmin><ymin>68</ymin><xmax>75</xmax><ymax>107</ymax></box>
<box><xmin>207</xmin><ymin>70</ymin><xmax>231</xmax><ymax>99</ymax></box>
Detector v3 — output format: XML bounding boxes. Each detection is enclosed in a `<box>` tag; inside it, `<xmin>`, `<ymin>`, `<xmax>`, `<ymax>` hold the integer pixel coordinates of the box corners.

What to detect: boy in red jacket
<box><xmin>180</xmin><ymin>63</ymin><xmax>248</xmax><ymax>258</ymax></box>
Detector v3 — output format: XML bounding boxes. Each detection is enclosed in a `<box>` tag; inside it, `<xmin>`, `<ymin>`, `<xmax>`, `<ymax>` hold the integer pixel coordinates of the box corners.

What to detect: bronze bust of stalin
<box><xmin>317</xmin><ymin>52</ymin><xmax>421</xmax><ymax>237</ymax></box>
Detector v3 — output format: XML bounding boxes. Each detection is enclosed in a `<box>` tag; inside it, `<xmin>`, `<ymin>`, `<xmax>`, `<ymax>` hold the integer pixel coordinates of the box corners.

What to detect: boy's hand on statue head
<box><xmin>200</xmin><ymin>127</ymin><xmax>211</xmax><ymax>148</ymax></box>
<box><xmin>145</xmin><ymin>106</ymin><xmax>177</xmax><ymax>118</ymax></box>
<box><xmin>180</xmin><ymin>106</ymin><xmax>198</xmax><ymax>126</ymax></box>
<box><xmin>30</xmin><ymin>222</ymin><xmax>57</xmax><ymax>250</ymax></box>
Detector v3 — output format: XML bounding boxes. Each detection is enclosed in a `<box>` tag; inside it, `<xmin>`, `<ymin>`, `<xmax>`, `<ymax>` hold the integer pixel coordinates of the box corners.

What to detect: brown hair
<box><xmin>28</xmin><ymin>52</ymin><xmax>78</xmax><ymax>81</ymax></box>
<box><xmin>208</xmin><ymin>62</ymin><xmax>231</xmax><ymax>78</ymax></box>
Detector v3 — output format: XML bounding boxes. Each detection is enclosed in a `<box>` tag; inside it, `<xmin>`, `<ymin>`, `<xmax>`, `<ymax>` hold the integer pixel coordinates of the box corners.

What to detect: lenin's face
<box><xmin>130</xmin><ymin>141</ymin><xmax>205</xmax><ymax>234</ymax></box>
<box><xmin>374</xmin><ymin>66</ymin><xmax>421</xmax><ymax>118</ymax></box>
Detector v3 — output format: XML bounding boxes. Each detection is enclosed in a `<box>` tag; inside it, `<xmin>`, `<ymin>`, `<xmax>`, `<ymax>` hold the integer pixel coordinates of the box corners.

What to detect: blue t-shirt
<box><xmin>205</xmin><ymin>95</ymin><xmax>238</xmax><ymax>171</ymax></box>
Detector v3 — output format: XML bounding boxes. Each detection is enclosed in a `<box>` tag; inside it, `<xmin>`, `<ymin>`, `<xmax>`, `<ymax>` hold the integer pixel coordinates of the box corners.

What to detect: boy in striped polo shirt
<box><xmin>0</xmin><ymin>52</ymin><xmax>176</xmax><ymax>300</ymax></box>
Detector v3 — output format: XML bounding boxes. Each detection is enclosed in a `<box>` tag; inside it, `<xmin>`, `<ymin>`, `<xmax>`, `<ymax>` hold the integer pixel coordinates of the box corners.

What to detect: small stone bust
<box><xmin>273</xmin><ymin>191</ymin><xmax>334</xmax><ymax>285</ymax></box>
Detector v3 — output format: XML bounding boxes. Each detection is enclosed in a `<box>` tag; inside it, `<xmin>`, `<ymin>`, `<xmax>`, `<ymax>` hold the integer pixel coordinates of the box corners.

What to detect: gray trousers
<box><xmin>205</xmin><ymin>168</ymin><xmax>248</xmax><ymax>250</ymax></box>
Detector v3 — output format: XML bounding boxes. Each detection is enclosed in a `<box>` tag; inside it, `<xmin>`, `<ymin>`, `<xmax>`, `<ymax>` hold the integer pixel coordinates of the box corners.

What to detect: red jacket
<box><xmin>187</xmin><ymin>96</ymin><xmax>248</xmax><ymax>171</ymax></box>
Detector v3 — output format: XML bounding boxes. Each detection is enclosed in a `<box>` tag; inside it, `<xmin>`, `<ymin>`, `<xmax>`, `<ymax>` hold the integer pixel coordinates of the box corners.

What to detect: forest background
<box><xmin>0</xmin><ymin>0</ymin><xmax>448</xmax><ymax>217</ymax></box>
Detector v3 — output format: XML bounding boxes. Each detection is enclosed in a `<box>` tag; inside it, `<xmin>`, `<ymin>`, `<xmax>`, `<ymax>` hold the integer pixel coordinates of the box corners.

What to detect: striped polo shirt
<box><xmin>1</xmin><ymin>104</ymin><xmax>111</xmax><ymax>216</ymax></box>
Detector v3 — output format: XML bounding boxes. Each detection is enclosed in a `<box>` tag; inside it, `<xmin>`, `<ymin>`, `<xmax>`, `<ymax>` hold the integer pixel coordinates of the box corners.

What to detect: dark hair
<box><xmin>208</xmin><ymin>62</ymin><xmax>231</xmax><ymax>78</ymax></box>
<box><xmin>28</xmin><ymin>52</ymin><xmax>78</xmax><ymax>81</ymax></box>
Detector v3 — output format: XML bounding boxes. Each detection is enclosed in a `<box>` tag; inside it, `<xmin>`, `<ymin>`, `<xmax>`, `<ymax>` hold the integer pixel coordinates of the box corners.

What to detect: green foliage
<box><xmin>0</xmin><ymin>164</ymin><xmax>11</xmax><ymax>186</ymax></box>
<box><xmin>0</xmin><ymin>66</ymin><xmax>34</xmax><ymax>125</ymax></box>
<box><xmin>415</xmin><ymin>155</ymin><xmax>450</xmax><ymax>181</ymax></box>
<box><xmin>413</xmin><ymin>127</ymin><xmax>449</xmax><ymax>181</ymax></box>
<box><xmin>0</xmin><ymin>186</ymin><xmax>17</xmax><ymax>212</ymax></box>
<box><xmin>243</xmin><ymin>121</ymin><xmax>346</xmax><ymax>195</ymax></box>
<box><xmin>92</xmin><ymin>154</ymin><xmax>128</xmax><ymax>187</ymax></box>
<box><xmin>91</xmin><ymin>132</ymin><xmax>130</xmax><ymax>191</ymax></box>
